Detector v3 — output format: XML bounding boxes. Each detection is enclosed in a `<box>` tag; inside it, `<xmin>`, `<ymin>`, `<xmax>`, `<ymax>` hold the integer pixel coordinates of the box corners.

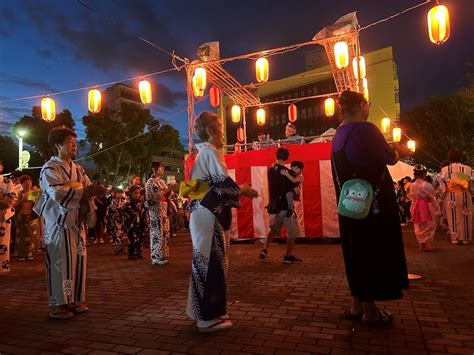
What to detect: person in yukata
<box><xmin>106</xmin><ymin>188</ymin><xmax>126</xmax><ymax>254</ymax></box>
<box><xmin>124</xmin><ymin>185</ymin><xmax>147</xmax><ymax>260</ymax></box>
<box><xmin>33</xmin><ymin>126</ymin><xmax>93</xmax><ymax>319</ymax></box>
<box><xmin>145</xmin><ymin>161</ymin><xmax>174</xmax><ymax>266</ymax></box>
<box><xmin>183</xmin><ymin>111</ymin><xmax>257</xmax><ymax>332</ymax></box>
<box><xmin>410</xmin><ymin>165</ymin><xmax>440</xmax><ymax>251</ymax></box>
<box><xmin>441</xmin><ymin>149</ymin><xmax>473</xmax><ymax>244</ymax></box>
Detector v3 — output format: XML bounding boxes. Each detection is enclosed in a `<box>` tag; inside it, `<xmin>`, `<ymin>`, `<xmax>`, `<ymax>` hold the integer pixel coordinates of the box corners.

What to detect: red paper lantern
<box><xmin>237</xmin><ymin>127</ymin><xmax>246</xmax><ymax>143</ymax></box>
<box><xmin>288</xmin><ymin>104</ymin><xmax>297</xmax><ymax>123</ymax></box>
<box><xmin>209</xmin><ymin>86</ymin><xmax>220</xmax><ymax>107</ymax></box>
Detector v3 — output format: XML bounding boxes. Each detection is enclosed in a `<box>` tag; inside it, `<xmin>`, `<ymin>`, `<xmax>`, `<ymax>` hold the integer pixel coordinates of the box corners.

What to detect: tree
<box><xmin>401</xmin><ymin>81</ymin><xmax>474</xmax><ymax>170</ymax></box>
<box><xmin>12</xmin><ymin>107</ymin><xmax>75</xmax><ymax>160</ymax></box>
<box><xmin>82</xmin><ymin>103</ymin><xmax>184</xmax><ymax>184</ymax></box>
<box><xmin>0</xmin><ymin>136</ymin><xmax>18</xmax><ymax>173</ymax></box>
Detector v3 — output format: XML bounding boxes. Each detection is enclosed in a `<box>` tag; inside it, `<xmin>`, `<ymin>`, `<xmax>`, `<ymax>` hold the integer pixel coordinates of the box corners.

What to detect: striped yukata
<box><xmin>186</xmin><ymin>143</ymin><xmax>241</xmax><ymax>322</ymax></box>
<box><xmin>441</xmin><ymin>163</ymin><xmax>473</xmax><ymax>243</ymax></box>
<box><xmin>34</xmin><ymin>157</ymin><xmax>91</xmax><ymax>307</ymax></box>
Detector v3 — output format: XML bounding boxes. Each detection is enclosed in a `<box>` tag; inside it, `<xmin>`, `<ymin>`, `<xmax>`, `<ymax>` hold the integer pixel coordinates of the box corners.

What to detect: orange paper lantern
<box><xmin>428</xmin><ymin>5</ymin><xmax>450</xmax><ymax>45</ymax></box>
<box><xmin>324</xmin><ymin>98</ymin><xmax>335</xmax><ymax>117</ymax></box>
<box><xmin>192</xmin><ymin>75</ymin><xmax>204</xmax><ymax>97</ymax></box>
<box><xmin>231</xmin><ymin>105</ymin><xmax>241</xmax><ymax>123</ymax></box>
<box><xmin>381</xmin><ymin>117</ymin><xmax>391</xmax><ymax>133</ymax></box>
<box><xmin>334</xmin><ymin>41</ymin><xmax>349</xmax><ymax>69</ymax></box>
<box><xmin>407</xmin><ymin>140</ymin><xmax>416</xmax><ymax>152</ymax></box>
<box><xmin>41</xmin><ymin>97</ymin><xmax>56</xmax><ymax>122</ymax></box>
<box><xmin>193</xmin><ymin>67</ymin><xmax>207</xmax><ymax>91</ymax></box>
<box><xmin>88</xmin><ymin>89</ymin><xmax>101</xmax><ymax>113</ymax></box>
<box><xmin>139</xmin><ymin>80</ymin><xmax>152</xmax><ymax>104</ymax></box>
<box><xmin>393</xmin><ymin>128</ymin><xmax>402</xmax><ymax>142</ymax></box>
<box><xmin>256</xmin><ymin>108</ymin><xmax>266</xmax><ymax>126</ymax></box>
<box><xmin>237</xmin><ymin>127</ymin><xmax>245</xmax><ymax>143</ymax></box>
<box><xmin>256</xmin><ymin>57</ymin><xmax>269</xmax><ymax>83</ymax></box>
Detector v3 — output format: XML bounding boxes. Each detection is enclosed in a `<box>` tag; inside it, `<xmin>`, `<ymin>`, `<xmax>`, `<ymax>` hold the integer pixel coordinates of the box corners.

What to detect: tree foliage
<box><xmin>12</xmin><ymin>107</ymin><xmax>75</xmax><ymax>160</ymax></box>
<box><xmin>401</xmin><ymin>80</ymin><xmax>474</xmax><ymax>169</ymax></box>
<box><xmin>82</xmin><ymin>103</ymin><xmax>184</xmax><ymax>184</ymax></box>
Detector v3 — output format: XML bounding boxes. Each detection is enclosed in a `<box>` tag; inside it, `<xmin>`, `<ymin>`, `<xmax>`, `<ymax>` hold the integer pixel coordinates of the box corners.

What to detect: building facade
<box><xmin>224</xmin><ymin>47</ymin><xmax>400</xmax><ymax>144</ymax></box>
<box><xmin>102</xmin><ymin>83</ymin><xmax>143</xmax><ymax>112</ymax></box>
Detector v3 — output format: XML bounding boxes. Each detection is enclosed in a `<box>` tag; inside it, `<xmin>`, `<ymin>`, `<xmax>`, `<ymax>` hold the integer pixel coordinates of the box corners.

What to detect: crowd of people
<box><xmin>0</xmin><ymin>91</ymin><xmax>472</xmax><ymax>332</ymax></box>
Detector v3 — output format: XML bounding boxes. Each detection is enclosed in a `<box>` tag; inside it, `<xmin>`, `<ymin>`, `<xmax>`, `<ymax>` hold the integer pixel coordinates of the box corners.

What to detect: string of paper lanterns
<box><xmin>381</xmin><ymin>118</ymin><xmax>416</xmax><ymax>153</ymax></box>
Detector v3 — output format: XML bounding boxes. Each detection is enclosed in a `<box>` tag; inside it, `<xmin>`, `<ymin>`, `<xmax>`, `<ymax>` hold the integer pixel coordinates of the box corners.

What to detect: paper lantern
<box><xmin>41</xmin><ymin>97</ymin><xmax>56</xmax><ymax>122</ymax></box>
<box><xmin>256</xmin><ymin>108</ymin><xmax>266</xmax><ymax>126</ymax></box>
<box><xmin>362</xmin><ymin>78</ymin><xmax>369</xmax><ymax>101</ymax></box>
<box><xmin>428</xmin><ymin>5</ymin><xmax>450</xmax><ymax>45</ymax></box>
<box><xmin>234</xmin><ymin>142</ymin><xmax>241</xmax><ymax>153</ymax></box>
<box><xmin>352</xmin><ymin>56</ymin><xmax>366</xmax><ymax>79</ymax></box>
<box><xmin>324</xmin><ymin>98</ymin><xmax>335</xmax><ymax>117</ymax></box>
<box><xmin>381</xmin><ymin>117</ymin><xmax>391</xmax><ymax>133</ymax></box>
<box><xmin>193</xmin><ymin>67</ymin><xmax>207</xmax><ymax>91</ymax></box>
<box><xmin>237</xmin><ymin>127</ymin><xmax>245</xmax><ymax>143</ymax></box>
<box><xmin>231</xmin><ymin>105</ymin><xmax>241</xmax><ymax>123</ymax></box>
<box><xmin>256</xmin><ymin>57</ymin><xmax>269</xmax><ymax>83</ymax></box>
<box><xmin>88</xmin><ymin>89</ymin><xmax>101</xmax><ymax>113</ymax></box>
<box><xmin>407</xmin><ymin>140</ymin><xmax>416</xmax><ymax>153</ymax></box>
<box><xmin>393</xmin><ymin>127</ymin><xmax>401</xmax><ymax>142</ymax></box>
<box><xmin>139</xmin><ymin>80</ymin><xmax>152</xmax><ymax>104</ymax></box>
<box><xmin>192</xmin><ymin>75</ymin><xmax>204</xmax><ymax>97</ymax></box>
<box><xmin>288</xmin><ymin>104</ymin><xmax>297</xmax><ymax>122</ymax></box>
<box><xmin>334</xmin><ymin>41</ymin><xmax>349</xmax><ymax>69</ymax></box>
<box><xmin>209</xmin><ymin>86</ymin><xmax>220</xmax><ymax>107</ymax></box>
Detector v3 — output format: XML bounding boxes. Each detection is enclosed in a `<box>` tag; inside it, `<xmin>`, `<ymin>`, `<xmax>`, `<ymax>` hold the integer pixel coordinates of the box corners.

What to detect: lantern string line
<box><xmin>359</xmin><ymin>0</ymin><xmax>432</xmax><ymax>32</ymax></box>
<box><xmin>74</xmin><ymin>0</ymin><xmax>186</xmax><ymax>64</ymax></box>
<box><xmin>246</xmin><ymin>92</ymin><xmax>339</xmax><ymax>108</ymax></box>
<box><xmin>376</xmin><ymin>104</ymin><xmax>441</xmax><ymax>164</ymax></box>
<box><xmin>0</xmin><ymin>66</ymin><xmax>183</xmax><ymax>104</ymax></box>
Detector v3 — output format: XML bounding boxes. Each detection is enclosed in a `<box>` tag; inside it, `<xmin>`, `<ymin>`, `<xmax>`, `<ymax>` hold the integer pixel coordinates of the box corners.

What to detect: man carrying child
<box><xmin>259</xmin><ymin>147</ymin><xmax>304</xmax><ymax>264</ymax></box>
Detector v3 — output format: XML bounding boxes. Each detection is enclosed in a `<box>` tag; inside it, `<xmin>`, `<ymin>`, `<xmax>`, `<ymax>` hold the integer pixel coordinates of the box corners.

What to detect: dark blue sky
<box><xmin>0</xmin><ymin>0</ymin><xmax>472</xmax><ymax>141</ymax></box>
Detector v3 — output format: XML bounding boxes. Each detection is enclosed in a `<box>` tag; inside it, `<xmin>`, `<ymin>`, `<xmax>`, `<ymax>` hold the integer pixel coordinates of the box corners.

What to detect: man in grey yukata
<box><xmin>34</xmin><ymin>126</ymin><xmax>92</xmax><ymax>319</ymax></box>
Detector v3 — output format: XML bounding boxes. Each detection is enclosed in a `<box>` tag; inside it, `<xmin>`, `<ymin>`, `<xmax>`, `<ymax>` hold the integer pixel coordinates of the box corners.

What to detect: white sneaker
<box><xmin>93</xmin><ymin>239</ymin><xmax>98</xmax><ymax>244</ymax></box>
<box><xmin>451</xmin><ymin>240</ymin><xmax>461</xmax><ymax>245</ymax></box>
<box><xmin>152</xmin><ymin>259</ymin><xmax>168</xmax><ymax>266</ymax></box>
<box><xmin>462</xmin><ymin>241</ymin><xmax>470</xmax><ymax>245</ymax></box>
<box><xmin>99</xmin><ymin>238</ymin><xmax>105</xmax><ymax>244</ymax></box>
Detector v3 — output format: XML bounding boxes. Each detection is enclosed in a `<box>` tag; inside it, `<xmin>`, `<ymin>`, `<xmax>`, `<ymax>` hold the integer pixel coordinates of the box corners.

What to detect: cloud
<box><xmin>37</xmin><ymin>49</ymin><xmax>52</xmax><ymax>58</ymax></box>
<box><xmin>0</xmin><ymin>73</ymin><xmax>57</xmax><ymax>92</ymax></box>
<box><xmin>0</xmin><ymin>28</ymin><xmax>8</xmax><ymax>37</ymax></box>
<box><xmin>151</xmin><ymin>82</ymin><xmax>186</xmax><ymax>109</ymax></box>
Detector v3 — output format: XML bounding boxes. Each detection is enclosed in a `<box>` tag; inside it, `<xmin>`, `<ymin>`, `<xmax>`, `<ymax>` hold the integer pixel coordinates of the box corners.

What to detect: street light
<box><xmin>16</xmin><ymin>130</ymin><xmax>26</xmax><ymax>170</ymax></box>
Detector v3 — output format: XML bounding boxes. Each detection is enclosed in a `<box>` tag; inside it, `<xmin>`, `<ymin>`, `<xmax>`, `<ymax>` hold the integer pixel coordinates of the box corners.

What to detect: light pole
<box><xmin>16</xmin><ymin>130</ymin><xmax>26</xmax><ymax>170</ymax></box>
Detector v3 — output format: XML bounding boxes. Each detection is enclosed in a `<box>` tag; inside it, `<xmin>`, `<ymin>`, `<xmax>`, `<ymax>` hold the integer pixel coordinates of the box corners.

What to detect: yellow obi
<box><xmin>447</xmin><ymin>172</ymin><xmax>470</xmax><ymax>193</ymax></box>
<box><xmin>179</xmin><ymin>179</ymin><xmax>209</xmax><ymax>201</ymax></box>
<box><xmin>64</xmin><ymin>182</ymin><xmax>83</xmax><ymax>189</ymax></box>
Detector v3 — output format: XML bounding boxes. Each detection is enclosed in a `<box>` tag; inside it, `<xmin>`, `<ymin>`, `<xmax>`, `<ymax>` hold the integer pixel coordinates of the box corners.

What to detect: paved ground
<box><xmin>1</xmin><ymin>227</ymin><xmax>474</xmax><ymax>355</ymax></box>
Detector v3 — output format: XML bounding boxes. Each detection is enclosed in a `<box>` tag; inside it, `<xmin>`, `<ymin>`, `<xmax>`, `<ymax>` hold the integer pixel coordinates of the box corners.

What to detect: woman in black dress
<box><xmin>331</xmin><ymin>90</ymin><xmax>409</xmax><ymax>326</ymax></box>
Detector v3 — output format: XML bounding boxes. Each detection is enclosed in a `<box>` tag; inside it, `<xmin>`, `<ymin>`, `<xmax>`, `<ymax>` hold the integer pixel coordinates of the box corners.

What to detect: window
<box><xmin>300</xmin><ymin>90</ymin><xmax>305</xmax><ymax>97</ymax></box>
<box><xmin>276</xmin><ymin>115</ymin><xmax>280</xmax><ymax>125</ymax></box>
<box><xmin>301</xmin><ymin>108</ymin><xmax>307</xmax><ymax>120</ymax></box>
<box><xmin>308</xmin><ymin>107</ymin><xmax>313</xmax><ymax>119</ymax></box>
<box><xmin>395</xmin><ymin>87</ymin><xmax>400</xmax><ymax>104</ymax></box>
<box><xmin>314</xmin><ymin>105</ymin><xmax>320</xmax><ymax>117</ymax></box>
<box><xmin>166</xmin><ymin>175</ymin><xmax>176</xmax><ymax>184</ymax></box>
<box><xmin>313</xmin><ymin>86</ymin><xmax>318</xmax><ymax>95</ymax></box>
<box><xmin>393</xmin><ymin>62</ymin><xmax>398</xmax><ymax>80</ymax></box>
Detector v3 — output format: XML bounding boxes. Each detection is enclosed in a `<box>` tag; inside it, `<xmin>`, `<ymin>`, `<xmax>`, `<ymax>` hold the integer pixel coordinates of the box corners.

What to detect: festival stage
<box><xmin>186</xmin><ymin>143</ymin><xmax>341</xmax><ymax>240</ymax></box>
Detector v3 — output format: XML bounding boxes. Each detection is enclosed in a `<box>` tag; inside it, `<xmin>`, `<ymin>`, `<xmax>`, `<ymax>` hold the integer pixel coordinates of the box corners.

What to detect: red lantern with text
<box><xmin>209</xmin><ymin>86</ymin><xmax>220</xmax><ymax>107</ymax></box>
<box><xmin>288</xmin><ymin>104</ymin><xmax>297</xmax><ymax>122</ymax></box>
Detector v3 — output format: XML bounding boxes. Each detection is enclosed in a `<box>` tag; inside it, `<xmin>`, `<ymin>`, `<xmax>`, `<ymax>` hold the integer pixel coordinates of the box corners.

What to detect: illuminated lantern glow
<box><xmin>352</xmin><ymin>56</ymin><xmax>366</xmax><ymax>79</ymax></box>
<box><xmin>334</xmin><ymin>41</ymin><xmax>349</xmax><ymax>69</ymax></box>
<box><xmin>362</xmin><ymin>78</ymin><xmax>369</xmax><ymax>101</ymax></box>
<box><xmin>255</xmin><ymin>57</ymin><xmax>269</xmax><ymax>83</ymax></box>
<box><xmin>41</xmin><ymin>97</ymin><xmax>56</xmax><ymax>122</ymax></box>
<box><xmin>234</xmin><ymin>142</ymin><xmax>241</xmax><ymax>154</ymax></box>
<box><xmin>428</xmin><ymin>5</ymin><xmax>450</xmax><ymax>45</ymax></box>
<box><xmin>324</xmin><ymin>97</ymin><xmax>335</xmax><ymax>117</ymax></box>
<box><xmin>256</xmin><ymin>108</ymin><xmax>266</xmax><ymax>126</ymax></box>
<box><xmin>237</xmin><ymin>127</ymin><xmax>245</xmax><ymax>143</ymax></box>
<box><xmin>139</xmin><ymin>80</ymin><xmax>152</xmax><ymax>104</ymax></box>
<box><xmin>393</xmin><ymin>127</ymin><xmax>402</xmax><ymax>142</ymax></box>
<box><xmin>193</xmin><ymin>67</ymin><xmax>207</xmax><ymax>91</ymax></box>
<box><xmin>381</xmin><ymin>117</ymin><xmax>391</xmax><ymax>133</ymax></box>
<box><xmin>88</xmin><ymin>89</ymin><xmax>101</xmax><ymax>113</ymax></box>
<box><xmin>231</xmin><ymin>105</ymin><xmax>241</xmax><ymax>123</ymax></box>
<box><xmin>288</xmin><ymin>104</ymin><xmax>297</xmax><ymax>122</ymax></box>
<box><xmin>192</xmin><ymin>75</ymin><xmax>204</xmax><ymax>97</ymax></box>
<box><xmin>407</xmin><ymin>140</ymin><xmax>416</xmax><ymax>153</ymax></box>
<box><xmin>209</xmin><ymin>86</ymin><xmax>220</xmax><ymax>107</ymax></box>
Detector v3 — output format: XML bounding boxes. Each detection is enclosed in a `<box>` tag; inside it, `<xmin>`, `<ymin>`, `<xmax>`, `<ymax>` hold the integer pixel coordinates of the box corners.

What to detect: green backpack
<box><xmin>337</xmin><ymin>179</ymin><xmax>374</xmax><ymax>219</ymax></box>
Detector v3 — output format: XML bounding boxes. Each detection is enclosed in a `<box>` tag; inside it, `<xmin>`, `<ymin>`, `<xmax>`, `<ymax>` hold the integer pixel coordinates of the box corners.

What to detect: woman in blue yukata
<box><xmin>184</xmin><ymin>111</ymin><xmax>258</xmax><ymax>332</ymax></box>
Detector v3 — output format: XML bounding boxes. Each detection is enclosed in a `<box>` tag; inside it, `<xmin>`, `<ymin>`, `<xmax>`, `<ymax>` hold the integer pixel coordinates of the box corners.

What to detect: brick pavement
<box><xmin>0</xmin><ymin>227</ymin><xmax>473</xmax><ymax>354</ymax></box>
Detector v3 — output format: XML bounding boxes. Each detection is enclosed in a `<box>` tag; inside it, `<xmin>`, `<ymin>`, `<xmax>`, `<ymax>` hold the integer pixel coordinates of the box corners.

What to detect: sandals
<box><xmin>65</xmin><ymin>303</ymin><xmax>89</xmax><ymax>314</ymax></box>
<box><xmin>362</xmin><ymin>308</ymin><xmax>393</xmax><ymax>327</ymax></box>
<box><xmin>197</xmin><ymin>319</ymin><xmax>233</xmax><ymax>333</ymax></box>
<box><xmin>342</xmin><ymin>310</ymin><xmax>363</xmax><ymax>321</ymax></box>
<box><xmin>49</xmin><ymin>306</ymin><xmax>74</xmax><ymax>320</ymax></box>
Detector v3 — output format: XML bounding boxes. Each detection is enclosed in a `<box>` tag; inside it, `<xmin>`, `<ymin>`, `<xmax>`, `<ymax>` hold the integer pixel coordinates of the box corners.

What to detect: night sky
<box><xmin>0</xmin><ymin>0</ymin><xmax>472</xmax><ymax>142</ymax></box>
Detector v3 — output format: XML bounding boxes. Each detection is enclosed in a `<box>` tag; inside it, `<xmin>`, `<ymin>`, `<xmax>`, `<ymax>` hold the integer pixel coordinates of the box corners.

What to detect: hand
<box><xmin>240</xmin><ymin>183</ymin><xmax>258</xmax><ymax>199</ymax></box>
<box><xmin>280</xmin><ymin>169</ymin><xmax>289</xmax><ymax>176</ymax></box>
